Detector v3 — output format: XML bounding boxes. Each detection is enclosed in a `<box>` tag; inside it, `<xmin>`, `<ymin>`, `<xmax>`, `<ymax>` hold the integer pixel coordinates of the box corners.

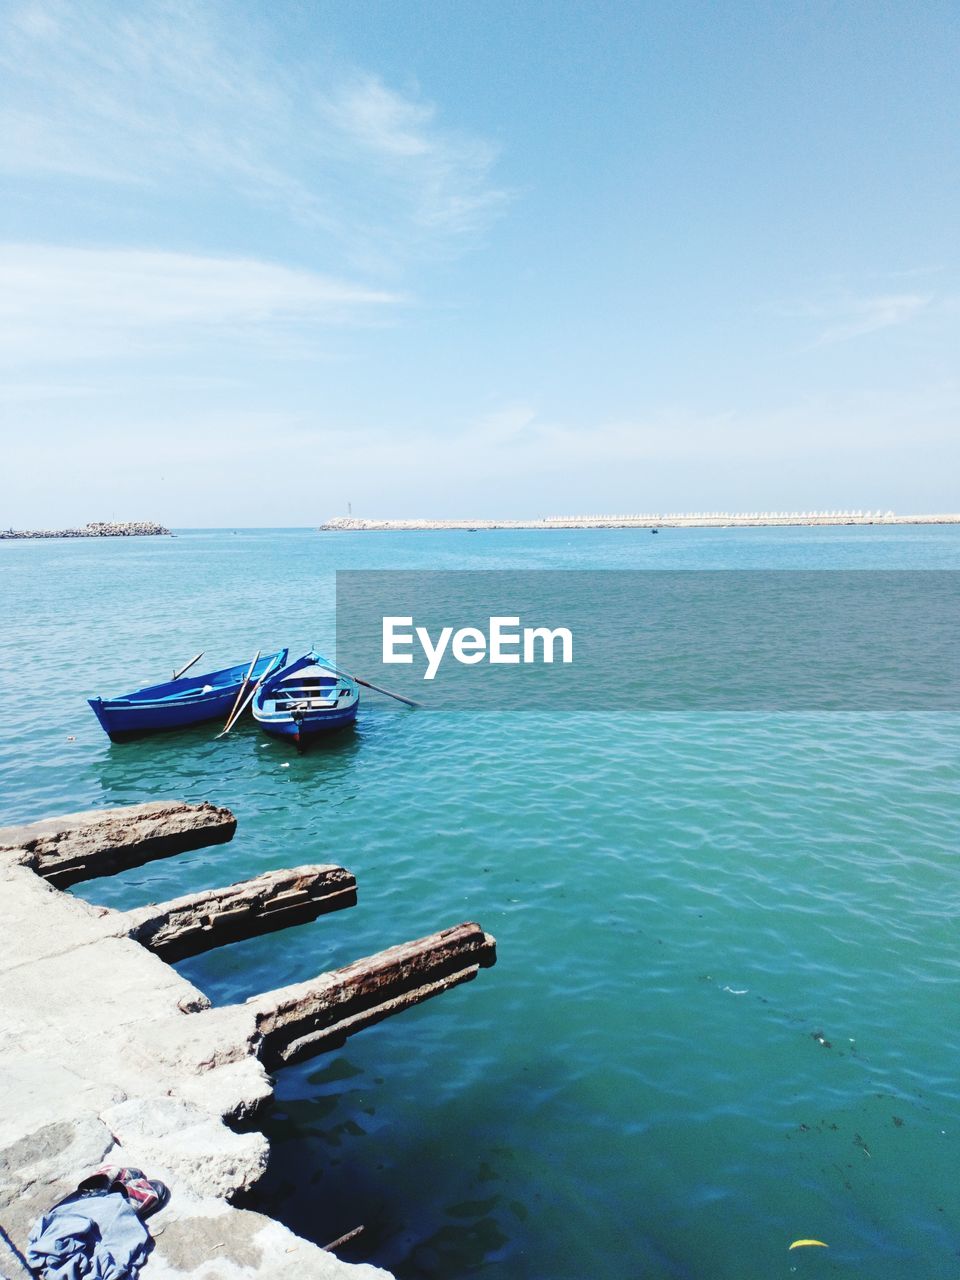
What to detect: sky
<box><xmin>1</xmin><ymin>0</ymin><xmax>958</xmax><ymax>525</ymax></box>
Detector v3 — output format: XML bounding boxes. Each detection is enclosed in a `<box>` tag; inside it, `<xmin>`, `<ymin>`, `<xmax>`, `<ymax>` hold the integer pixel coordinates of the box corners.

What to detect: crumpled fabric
<box><xmin>26</xmin><ymin>1191</ymin><xmax>150</xmax><ymax>1280</ymax></box>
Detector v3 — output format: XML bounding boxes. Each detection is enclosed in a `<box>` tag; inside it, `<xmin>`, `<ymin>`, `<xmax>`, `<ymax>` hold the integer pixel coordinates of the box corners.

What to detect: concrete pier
<box><xmin>0</xmin><ymin>803</ymin><xmax>496</xmax><ymax>1280</ymax></box>
<box><xmin>123</xmin><ymin>864</ymin><xmax>359</xmax><ymax>962</ymax></box>
<box><xmin>0</xmin><ymin>801</ymin><xmax>237</xmax><ymax>888</ymax></box>
<box><xmin>319</xmin><ymin>511</ymin><xmax>960</xmax><ymax>531</ymax></box>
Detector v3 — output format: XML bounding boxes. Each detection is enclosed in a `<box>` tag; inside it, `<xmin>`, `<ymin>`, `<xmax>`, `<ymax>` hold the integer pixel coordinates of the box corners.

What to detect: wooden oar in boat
<box><xmin>217</xmin><ymin>674</ymin><xmax>266</xmax><ymax>738</ymax></box>
<box><xmin>217</xmin><ymin>654</ymin><xmax>284</xmax><ymax>737</ymax></box>
<box><xmin>172</xmin><ymin>650</ymin><xmax>204</xmax><ymax>680</ymax></box>
<box><xmin>221</xmin><ymin>649</ymin><xmax>260</xmax><ymax>733</ymax></box>
<box><xmin>328</xmin><ymin>663</ymin><xmax>421</xmax><ymax>709</ymax></box>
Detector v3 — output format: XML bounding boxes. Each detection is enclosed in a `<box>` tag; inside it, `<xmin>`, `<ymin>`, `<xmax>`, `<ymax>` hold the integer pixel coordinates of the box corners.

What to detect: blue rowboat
<box><xmin>252</xmin><ymin>651</ymin><xmax>359</xmax><ymax>747</ymax></box>
<box><xmin>88</xmin><ymin>650</ymin><xmax>288</xmax><ymax>740</ymax></box>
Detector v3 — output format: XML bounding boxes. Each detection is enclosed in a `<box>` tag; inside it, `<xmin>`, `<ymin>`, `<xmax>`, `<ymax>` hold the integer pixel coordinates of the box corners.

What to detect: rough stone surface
<box><xmin>249</xmin><ymin>922</ymin><xmax>497</xmax><ymax>1067</ymax></box>
<box><xmin>0</xmin><ymin>801</ymin><xmax>237</xmax><ymax>887</ymax></box>
<box><xmin>0</xmin><ymin>864</ymin><xmax>390</xmax><ymax>1278</ymax></box>
<box><xmin>0</xmin><ymin>1111</ymin><xmax>388</xmax><ymax>1280</ymax></box>
<box><xmin>0</xmin><ymin>521</ymin><xmax>170</xmax><ymax>540</ymax></box>
<box><xmin>0</xmin><ymin>806</ymin><xmax>496</xmax><ymax>1280</ymax></box>
<box><xmin>124</xmin><ymin>865</ymin><xmax>357</xmax><ymax>961</ymax></box>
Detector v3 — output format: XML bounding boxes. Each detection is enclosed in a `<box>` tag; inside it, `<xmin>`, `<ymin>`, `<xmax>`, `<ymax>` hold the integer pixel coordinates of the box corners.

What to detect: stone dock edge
<box><xmin>0</xmin><ymin>801</ymin><xmax>497</xmax><ymax>1280</ymax></box>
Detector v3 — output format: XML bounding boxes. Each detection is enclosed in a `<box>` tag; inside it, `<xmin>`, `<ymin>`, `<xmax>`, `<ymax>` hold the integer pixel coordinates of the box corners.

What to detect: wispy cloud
<box><xmin>773</xmin><ymin>280</ymin><xmax>938</xmax><ymax>347</ymax></box>
<box><xmin>814</xmin><ymin>292</ymin><xmax>933</xmax><ymax>345</ymax></box>
<box><xmin>0</xmin><ymin>244</ymin><xmax>403</xmax><ymax>362</ymax></box>
<box><xmin>0</xmin><ymin>1</ymin><xmax>510</xmax><ymax>264</ymax></box>
<box><xmin>320</xmin><ymin>76</ymin><xmax>509</xmax><ymax>236</ymax></box>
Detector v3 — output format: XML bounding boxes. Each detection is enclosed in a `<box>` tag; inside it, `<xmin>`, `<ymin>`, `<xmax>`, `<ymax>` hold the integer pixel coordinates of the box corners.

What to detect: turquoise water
<box><xmin>1</xmin><ymin>526</ymin><xmax>958</xmax><ymax>1279</ymax></box>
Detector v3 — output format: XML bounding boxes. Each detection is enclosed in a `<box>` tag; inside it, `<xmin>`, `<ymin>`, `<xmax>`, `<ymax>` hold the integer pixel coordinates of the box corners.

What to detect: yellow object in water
<box><xmin>789</xmin><ymin>1239</ymin><xmax>828</xmax><ymax>1250</ymax></box>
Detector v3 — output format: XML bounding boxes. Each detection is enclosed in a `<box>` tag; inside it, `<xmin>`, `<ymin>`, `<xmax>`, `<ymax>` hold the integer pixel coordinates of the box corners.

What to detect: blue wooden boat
<box><xmin>252</xmin><ymin>651</ymin><xmax>359</xmax><ymax>747</ymax></box>
<box><xmin>88</xmin><ymin>650</ymin><xmax>288</xmax><ymax>740</ymax></box>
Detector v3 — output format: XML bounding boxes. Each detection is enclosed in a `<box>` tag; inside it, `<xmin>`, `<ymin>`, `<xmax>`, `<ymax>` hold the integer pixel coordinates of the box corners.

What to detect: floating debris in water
<box><xmin>789</xmin><ymin>1239</ymin><xmax>828</xmax><ymax>1250</ymax></box>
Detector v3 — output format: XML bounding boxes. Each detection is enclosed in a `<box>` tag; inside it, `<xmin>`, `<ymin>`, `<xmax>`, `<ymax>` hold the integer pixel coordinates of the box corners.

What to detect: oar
<box><xmin>217</xmin><ymin>653</ymin><xmax>284</xmax><ymax>738</ymax></box>
<box><xmin>172</xmin><ymin>650</ymin><xmax>204</xmax><ymax>680</ymax></box>
<box><xmin>216</xmin><ymin>673</ymin><xmax>265</xmax><ymax>738</ymax></box>
<box><xmin>328</xmin><ymin>663</ymin><xmax>421</xmax><ymax>709</ymax></box>
<box><xmin>221</xmin><ymin>649</ymin><xmax>260</xmax><ymax>734</ymax></box>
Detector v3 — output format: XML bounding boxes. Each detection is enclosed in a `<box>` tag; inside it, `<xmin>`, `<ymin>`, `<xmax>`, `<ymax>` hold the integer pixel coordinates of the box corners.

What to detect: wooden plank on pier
<box><xmin>249</xmin><ymin>921</ymin><xmax>497</xmax><ymax>1068</ymax></box>
<box><xmin>0</xmin><ymin>800</ymin><xmax>236</xmax><ymax>888</ymax></box>
<box><xmin>122</xmin><ymin>864</ymin><xmax>358</xmax><ymax>962</ymax></box>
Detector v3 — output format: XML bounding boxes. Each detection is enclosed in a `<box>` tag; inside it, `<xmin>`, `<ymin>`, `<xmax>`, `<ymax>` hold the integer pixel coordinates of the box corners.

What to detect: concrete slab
<box><xmin>0</xmin><ymin>803</ymin><xmax>494</xmax><ymax>1280</ymax></box>
<box><xmin>0</xmin><ymin>845</ymin><xmax>389</xmax><ymax>1279</ymax></box>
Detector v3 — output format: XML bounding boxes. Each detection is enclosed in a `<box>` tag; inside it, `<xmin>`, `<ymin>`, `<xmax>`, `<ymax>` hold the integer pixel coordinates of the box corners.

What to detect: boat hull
<box><xmin>257</xmin><ymin>703</ymin><xmax>359</xmax><ymax>745</ymax></box>
<box><xmin>252</xmin><ymin>650</ymin><xmax>360</xmax><ymax>748</ymax></box>
<box><xmin>89</xmin><ymin>650</ymin><xmax>287</xmax><ymax>740</ymax></box>
<box><xmin>89</xmin><ymin>688</ymin><xmax>241</xmax><ymax>738</ymax></box>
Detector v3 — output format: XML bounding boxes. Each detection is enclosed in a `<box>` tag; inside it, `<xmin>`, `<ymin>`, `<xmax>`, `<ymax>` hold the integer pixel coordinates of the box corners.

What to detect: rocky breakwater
<box><xmin>0</xmin><ymin>800</ymin><xmax>496</xmax><ymax>1280</ymax></box>
<box><xmin>0</xmin><ymin>521</ymin><xmax>171</xmax><ymax>540</ymax></box>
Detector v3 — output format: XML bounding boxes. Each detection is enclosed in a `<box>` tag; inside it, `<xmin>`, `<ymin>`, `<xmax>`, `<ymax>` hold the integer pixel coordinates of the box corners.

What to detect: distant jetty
<box><xmin>320</xmin><ymin>511</ymin><xmax>960</xmax><ymax>532</ymax></box>
<box><xmin>0</xmin><ymin>520</ymin><xmax>170</xmax><ymax>540</ymax></box>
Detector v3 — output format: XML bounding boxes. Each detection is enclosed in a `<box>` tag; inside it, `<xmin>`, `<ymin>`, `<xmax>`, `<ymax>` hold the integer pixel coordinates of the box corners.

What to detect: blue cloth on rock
<box><xmin>26</xmin><ymin>1191</ymin><xmax>150</xmax><ymax>1280</ymax></box>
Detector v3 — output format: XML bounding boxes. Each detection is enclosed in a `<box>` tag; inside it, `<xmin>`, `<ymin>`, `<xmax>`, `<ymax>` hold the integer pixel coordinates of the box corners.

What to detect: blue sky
<box><xmin>1</xmin><ymin>0</ymin><xmax>957</xmax><ymax>524</ymax></box>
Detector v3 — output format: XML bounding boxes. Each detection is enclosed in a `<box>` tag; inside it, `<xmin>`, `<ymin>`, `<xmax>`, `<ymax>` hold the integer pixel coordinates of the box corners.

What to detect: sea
<box><xmin>1</xmin><ymin>524</ymin><xmax>958</xmax><ymax>1280</ymax></box>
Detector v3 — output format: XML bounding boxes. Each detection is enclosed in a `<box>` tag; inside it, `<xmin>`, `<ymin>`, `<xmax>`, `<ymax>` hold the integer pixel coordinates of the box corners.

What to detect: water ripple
<box><xmin>1</xmin><ymin>529</ymin><xmax>958</xmax><ymax>1279</ymax></box>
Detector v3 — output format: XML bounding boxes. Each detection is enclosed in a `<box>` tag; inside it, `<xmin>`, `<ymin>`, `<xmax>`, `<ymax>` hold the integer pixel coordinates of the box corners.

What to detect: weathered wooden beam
<box><xmin>123</xmin><ymin>865</ymin><xmax>358</xmax><ymax>962</ymax></box>
<box><xmin>248</xmin><ymin>921</ymin><xmax>497</xmax><ymax>1069</ymax></box>
<box><xmin>0</xmin><ymin>801</ymin><xmax>236</xmax><ymax>888</ymax></box>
